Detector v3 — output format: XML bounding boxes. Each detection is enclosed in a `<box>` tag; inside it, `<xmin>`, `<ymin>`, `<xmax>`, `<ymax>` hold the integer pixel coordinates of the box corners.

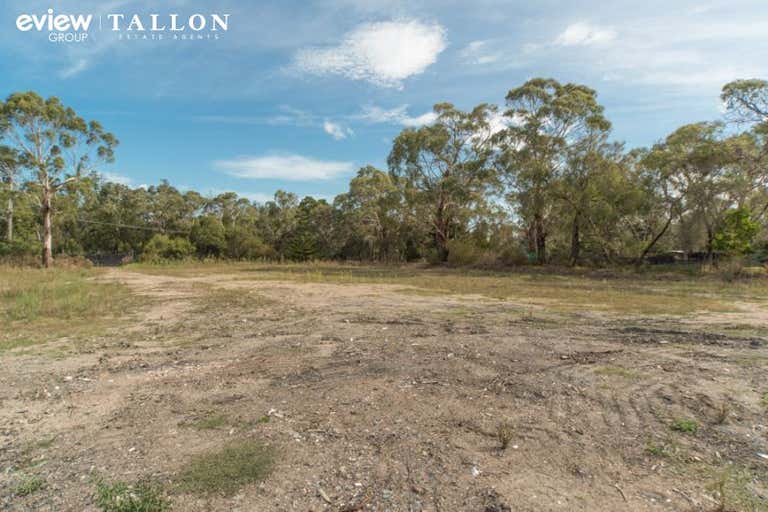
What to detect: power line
<box><xmin>75</xmin><ymin>217</ymin><xmax>191</xmax><ymax>235</ymax></box>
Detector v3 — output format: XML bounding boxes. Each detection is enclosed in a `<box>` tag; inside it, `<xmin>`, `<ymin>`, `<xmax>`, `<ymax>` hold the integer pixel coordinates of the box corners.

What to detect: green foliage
<box><xmin>225</xmin><ymin>225</ymin><xmax>274</xmax><ymax>260</ymax></box>
<box><xmin>141</xmin><ymin>234</ymin><xmax>194</xmax><ymax>262</ymax></box>
<box><xmin>93</xmin><ymin>477</ymin><xmax>170</xmax><ymax>512</ymax></box>
<box><xmin>176</xmin><ymin>440</ymin><xmax>275</xmax><ymax>496</ymax></box>
<box><xmin>191</xmin><ymin>216</ymin><xmax>226</xmax><ymax>257</ymax></box>
<box><xmin>713</xmin><ymin>207</ymin><xmax>759</xmax><ymax>256</ymax></box>
<box><xmin>286</xmin><ymin>196</ymin><xmax>333</xmax><ymax>261</ymax></box>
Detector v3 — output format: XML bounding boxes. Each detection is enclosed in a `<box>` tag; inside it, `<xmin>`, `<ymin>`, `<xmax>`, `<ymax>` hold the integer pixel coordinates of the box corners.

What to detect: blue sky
<box><xmin>1</xmin><ymin>0</ymin><xmax>767</xmax><ymax>202</ymax></box>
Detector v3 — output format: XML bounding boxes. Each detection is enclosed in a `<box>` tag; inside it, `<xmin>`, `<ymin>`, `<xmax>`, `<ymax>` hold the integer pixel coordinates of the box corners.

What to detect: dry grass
<box><xmin>127</xmin><ymin>261</ymin><xmax>768</xmax><ymax>316</ymax></box>
<box><xmin>0</xmin><ymin>267</ymin><xmax>138</xmax><ymax>351</ymax></box>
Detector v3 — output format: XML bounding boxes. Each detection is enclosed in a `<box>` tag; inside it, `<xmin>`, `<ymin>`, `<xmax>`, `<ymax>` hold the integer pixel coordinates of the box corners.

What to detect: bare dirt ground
<box><xmin>2</xmin><ymin>268</ymin><xmax>767</xmax><ymax>511</ymax></box>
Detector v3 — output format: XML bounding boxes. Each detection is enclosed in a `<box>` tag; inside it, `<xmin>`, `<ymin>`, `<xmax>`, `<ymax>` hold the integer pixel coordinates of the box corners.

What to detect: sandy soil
<box><xmin>1</xmin><ymin>269</ymin><xmax>767</xmax><ymax>511</ymax></box>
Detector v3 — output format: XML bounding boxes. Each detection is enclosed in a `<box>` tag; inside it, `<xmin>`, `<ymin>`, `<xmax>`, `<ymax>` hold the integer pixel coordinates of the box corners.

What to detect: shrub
<box><xmin>191</xmin><ymin>216</ymin><xmax>226</xmax><ymax>257</ymax></box>
<box><xmin>140</xmin><ymin>234</ymin><xmax>194</xmax><ymax>262</ymax></box>
<box><xmin>446</xmin><ymin>240</ymin><xmax>482</xmax><ymax>266</ymax></box>
<box><xmin>499</xmin><ymin>244</ymin><xmax>528</xmax><ymax>266</ymax></box>
<box><xmin>225</xmin><ymin>225</ymin><xmax>275</xmax><ymax>260</ymax></box>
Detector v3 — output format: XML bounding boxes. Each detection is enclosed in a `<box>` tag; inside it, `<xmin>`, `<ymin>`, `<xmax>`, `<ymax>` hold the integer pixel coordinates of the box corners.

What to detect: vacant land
<box><xmin>1</xmin><ymin>263</ymin><xmax>767</xmax><ymax>511</ymax></box>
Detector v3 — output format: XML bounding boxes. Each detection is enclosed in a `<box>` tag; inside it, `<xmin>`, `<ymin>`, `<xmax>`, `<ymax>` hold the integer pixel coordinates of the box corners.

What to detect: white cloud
<box><xmin>214</xmin><ymin>154</ymin><xmax>354</xmax><ymax>181</ymax></box>
<box><xmin>294</xmin><ymin>19</ymin><xmax>447</xmax><ymax>88</ymax></box>
<box><xmin>60</xmin><ymin>58</ymin><xmax>89</xmax><ymax>79</ymax></box>
<box><xmin>357</xmin><ymin>105</ymin><xmax>437</xmax><ymax>127</ymax></box>
<box><xmin>100</xmin><ymin>172</ymin><xmax>132</xmax><ymax>186</ymax></box>
<box><xmin>512</xmin><ymin>15</ymin><xmax>768</xmax><ymax>92</ymax></box>
<box><xmin>460</xmin><ymin>40</ymin><xmax>501</xmax><ymax>65</ymax></box>
<box><xmin>555</xmin><ymin>22</ymin><xmax>616</xmax><ymax>46</ymax></box>
<box><xmin>323</xmin><ymin>120</ymin><xmax>353</xmax><ymax>140</ymax></box>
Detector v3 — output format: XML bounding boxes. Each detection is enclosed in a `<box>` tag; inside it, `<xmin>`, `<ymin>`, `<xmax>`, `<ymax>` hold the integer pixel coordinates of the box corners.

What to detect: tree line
<box><xmin>1</xmin><ymin>78</ymin><xmax>767</xmax><ymax>268</ymax></box>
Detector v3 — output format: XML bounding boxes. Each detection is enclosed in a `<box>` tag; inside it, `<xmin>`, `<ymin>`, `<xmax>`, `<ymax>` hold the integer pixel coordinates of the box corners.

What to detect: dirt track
<box><xmin>2</xmin><ymin>269</ymin><xmax>767</xmax><ymax>511</ymax></box>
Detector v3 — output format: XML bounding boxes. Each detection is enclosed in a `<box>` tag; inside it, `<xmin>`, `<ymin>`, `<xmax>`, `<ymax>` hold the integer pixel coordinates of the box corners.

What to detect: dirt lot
<box><xmin>2</xmin><ymin>266</ymin><xmax>768</xmax><ymax>511</ymax></box>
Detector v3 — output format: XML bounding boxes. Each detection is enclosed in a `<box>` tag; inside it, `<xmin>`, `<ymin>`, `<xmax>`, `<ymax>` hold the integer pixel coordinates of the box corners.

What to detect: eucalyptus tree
<box><xmin>335</xmin><ymin>166</ymin><xmax>405</xmax><ymax>261</ymax></box>
<box><xmin>0</xmin><ymin>146</ymin><xmax>20</xmax><ymax>242</ymax></box>
<box><xmin>0</xmin><ymin>92</ymin><xmax>117</xmax><ymax>267</ymax></box>
<box><xmin>495</xmin><ymin>78</ymin><xmax>611</xmax><ymax>264</ymax></box>
<box><xmin>259</xmin><ymin>190</ymin><xmax>299</xmax><ymax>258</ymax></box>
<box><xmin>637</xmin><ymin>123</ymin><xmax>758</xmax><ymax>263</ymax></box>
<box><xmin>388</xmin><ymin>103</ymin><xmax>498</xmax><ymax>262</ymax></box>
<box><xmin>721</xmin><ymin>79</ymin><xmax>768</xmax><ymax>125</ymax></box>
<box><xmin>554</xmin><ymin>140</ymin><xmax>625</xmax><ymax>265</ymax></box>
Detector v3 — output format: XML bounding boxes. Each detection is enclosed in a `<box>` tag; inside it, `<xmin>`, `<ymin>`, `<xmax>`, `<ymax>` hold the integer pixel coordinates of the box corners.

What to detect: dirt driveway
<box><xmin>2</xmin><ymin>269</ymin><xmax>767</xmax><ymax>511</ymax></box>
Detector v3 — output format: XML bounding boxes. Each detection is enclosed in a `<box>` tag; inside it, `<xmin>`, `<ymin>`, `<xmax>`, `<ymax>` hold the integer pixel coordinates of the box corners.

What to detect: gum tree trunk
<box><xmin>41</xmin><ymin>186</ymin><xmax>54</xmax><ymax>268</ymax></box>
<box><xmin>5</xmin><ymin>179</ymin><xmax>12</xmax><ymax>242</ymax></box>
<box><xmin>569</xmin><ymin>212</ymin><xmax>581</xmax><ymax>266</ymax></box>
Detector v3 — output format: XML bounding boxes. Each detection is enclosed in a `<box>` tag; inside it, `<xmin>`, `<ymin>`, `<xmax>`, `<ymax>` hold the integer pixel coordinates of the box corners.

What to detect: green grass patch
<box><xmin>645</xmin><ymin>442</ymin><xmax>668</xmax><ymax>457</ymax></box>
<box><xmin>176</xmin><ymin>440</ymin><xmax>275</xmax><ymax>496</ymax></box>
<box><xmin>187</xmin><ymin>413</ymin><xmax>229</xmax><ymax>431</ymax></box>
<box><xmin>14</xmin><ymin>474</ymin><xmax>45</xmax><ymax>497</ymax></box>
<box><xmin>93</xmin><ymin>477</ymin><xmax>170</xmax><ymax>512</ymax></box>
<box><xmin>0</xmin><ymin>267</ymin><xmax>138</xmax><ymax>351</ymax></box>
<box><xmin>670</xmin><ymin>418</ymin><xmax>699</xmax><ymax>434</ymax></box>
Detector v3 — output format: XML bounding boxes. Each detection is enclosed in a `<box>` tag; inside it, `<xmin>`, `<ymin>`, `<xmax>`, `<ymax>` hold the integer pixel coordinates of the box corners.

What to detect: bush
<box><xmin>140</xmin><ymin>234</ymin><xmax>194</xmax><ymax>262</ymax></box>
<box><xmin>446</xmin><ymin>240</ymin><xmax>482</xmax><ymax>266</ymax></box>
<box><xmin>225</xmin><ymin>225</ymin><xmax>276</xmax><ymax>260</ymax></box>
<box><xmin>424</xmin><ymin>248</ymin><xmax>442</xmax><ymax>265</ymax></box>
<box><xmin>499</xmin><ymin>244</ymin><xmax>528</xmax><ymax>266</ymax></box>
<box><xmin>191</xmin><ymin>216</ymin><xmax>226</xmax><ymax>257</ymax></box>
<box><xmin>0</xmin><ymin>239</ymin><xmax>40</xmax><ymax>265</ymax></box>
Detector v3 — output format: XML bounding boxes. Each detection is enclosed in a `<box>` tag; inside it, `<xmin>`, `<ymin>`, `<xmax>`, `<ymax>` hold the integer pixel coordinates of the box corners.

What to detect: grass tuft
<box><xmin>14</xmin><ymin>474</ymin><xmax>45</xmax><ymax>497</ymax></box>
